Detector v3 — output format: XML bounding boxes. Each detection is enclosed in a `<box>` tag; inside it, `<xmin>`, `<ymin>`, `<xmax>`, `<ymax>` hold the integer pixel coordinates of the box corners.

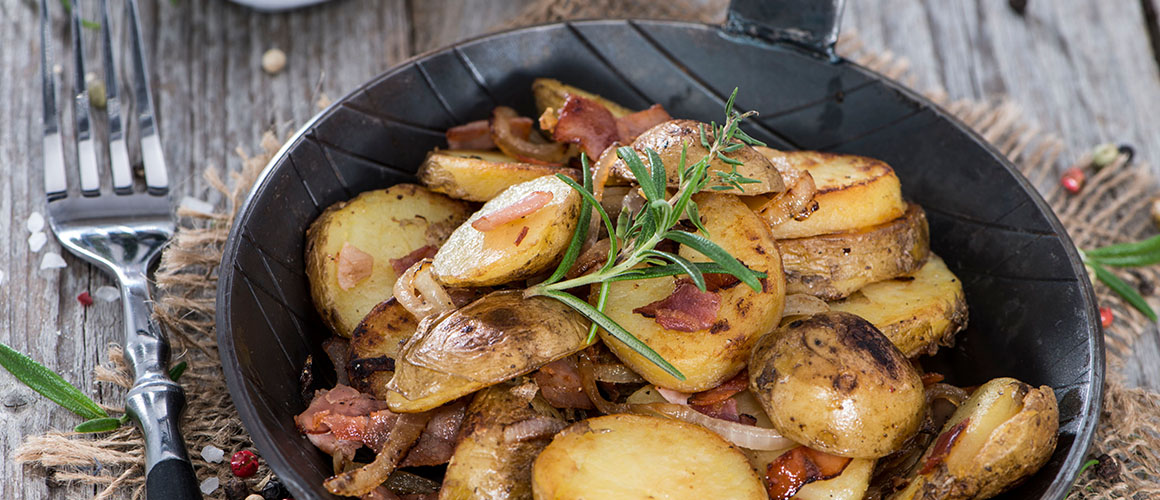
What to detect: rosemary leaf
<box><xmin>588</xmin><ymin>282</ymin><xmax>611</xmax><ymax>343</ymax></box>
<box><xmin>1083</xmin><ymin>252</ymin><xmax>1160</xmax><ymax>268</ymax></box>
<box><xmin>725</xmin><ymin>88</ymin><xmax>737</xmax><ymax>118</ymax></box>
<box><xmin>643</xmin><ymin>250</ymin><xmax>706</xmax><ymax>291</ymax></box>
<box><xmin>686</xmin><ymin>202</ymin><xmax>709</xmax><ymax>237</ymax></box>
<box><xmin>553</xmin><ymin>174</ymin><xmax>615</xmax><ymax>243</ymax></box>
<box><xmin>74</xmin><ymin>417</ymin><xmax>123</xmax><ymax>433</ymax></box>
<box><xmin>0</xmin><ymin>342</ymin><xmax>108</xmax><ymax>420</ymax></box>
<box><xmin>168</xmin><ymin>360</ymin><xmax>188</xmax><ymax>381</ymax></box>
<box><xmin>1089</xmin><ymin>262</ymin><xmax>1157</xmax><ymax>321</ymax></box>
<box><xmin>699</xmin><ymin>123</ymin><xmax>710</xmax><ymax>148</ymax></box>
<box><xmin>664</xmin><ymin>230</ymin><xmax>762</xmax><ymax>291</ymax></box>
<box><xmin>545</xmin><ymin>156</ymin><xmax>595</xmax><ymax>284</ymax></box>
<box><xmin>544</xmin><ymin>290</ymin><xmax>685</xmax><ymax>380</ymax></box>
<box><xmin>733</xmin><ymin>127</ymin><xmax>766</xmax><ymax>147</ymax></box>
<box><xmin>716</xmin><ymin>152</ymin><xmax>744</xmax><ymax>166</ymax></box>
<box><xmin>645</xmin><ymin>149</ymin><xmax>669</xmax><ymax>198</ymax></box>
<box><xmin>620</xmin><ymin>147</ymin><xmax>660</xmax><ymax>202</ymax></box>
<box><xmin>610</xmin><ymin>262</ymin><xmax>766</xmax><ymax>282</ymax></box>
<box><xmin>1084</xmin><ymin>234</ymin><xmax>1160</xmax><ymax>258</ymax></box>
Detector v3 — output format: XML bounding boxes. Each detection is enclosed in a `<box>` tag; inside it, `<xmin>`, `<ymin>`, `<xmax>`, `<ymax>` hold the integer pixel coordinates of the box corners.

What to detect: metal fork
<box><xmin>40</xmin><ymin>1</ymin><xmax>201</xmax><ymax>498</ymax></box>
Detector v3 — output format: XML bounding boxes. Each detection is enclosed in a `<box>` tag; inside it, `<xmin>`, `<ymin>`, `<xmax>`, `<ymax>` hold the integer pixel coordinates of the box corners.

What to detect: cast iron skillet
<box><xmin>216</xmin><ymin>1</ymin><xmax>1103</xmax><ymax>498</ymax></box>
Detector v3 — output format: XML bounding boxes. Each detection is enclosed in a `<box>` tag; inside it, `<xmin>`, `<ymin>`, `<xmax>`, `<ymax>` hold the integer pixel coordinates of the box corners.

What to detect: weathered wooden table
<box><xmin>2</xmin><ymin>1</ymin><xmax>1158</xmax><ymax>498</ymax></box>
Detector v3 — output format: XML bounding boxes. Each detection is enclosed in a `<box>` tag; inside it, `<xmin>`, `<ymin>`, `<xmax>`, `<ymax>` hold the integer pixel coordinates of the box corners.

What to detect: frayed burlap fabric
<box><xmin>16</xmin><ymin>1</ymin><xmax>1160</xmax><ymax>498</ymax></box>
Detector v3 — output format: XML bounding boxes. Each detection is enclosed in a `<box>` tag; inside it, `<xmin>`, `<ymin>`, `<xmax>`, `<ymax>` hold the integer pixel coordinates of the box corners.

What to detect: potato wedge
<box><xmin>754</xmin><ymin>148</ymin><xmax>907</xmax><ymax>239</ymax></box>
<box><xmin>829</xmin><ymin>254</ymin><xmax>967</xmax><ymax>357</ymax></box>
<box><xmin>596</xmin><ymin>193</ymin><xmax>785</xmax><ymax>392</ymax></box>
<box><xmin>532</xmin><ymin>78</ymin><xmax>634</xmax><ymax>119</ymax></box>
<box><xmin>889</xmin><ymin>378</ymin><xmax>1059</xmax><ymax>500</ymax></box>
<box><xmin>418</xmin><ymin>149</ymin><xmax>579</xmax><ymax>202</ymax></box>
<box><xmin>433</xmin><ymin>175</ymin><xmax>581</xmax><ymax>287</ymax></box>
<box><xmin>441</xmin><ymin>379</ymin><xmax>566</xmax><ymax>500</ymax></box>
<box><xmin>306</xmin><ymin>184</ymin><xmax>472</xmax><ymax>337</ymax></box>
<box><xmin>347</xmin><ymin>298</ymin><xmax>416</xmax><ymax>396</ymax></box>
<box><xmin>532</xmin><ymin>414</ymin><xmax>766</xmax><ymax>500</ymax></box>
<box><xmin>778</xmin><ymin>203</ymin><xmax>930</xmax><ymax>301</ymax></box>
<box><xmin>749</xmin><ymin>312</ymin><xmax>925</xmax><ymax>459</ymax></box>
<box><xmin>385</xmin><ymin>291</ymin><xmax>592</xmax><ymax>413</ymax></box>
<box><xmin>609</xmin><ymin>120</ymin><xmax>786</xmax><ymax>195</ymax></box>
<box><xmin>793</xmin><ymin>459</ymin><xmax>874</xmax><ymax>500</ymax></box>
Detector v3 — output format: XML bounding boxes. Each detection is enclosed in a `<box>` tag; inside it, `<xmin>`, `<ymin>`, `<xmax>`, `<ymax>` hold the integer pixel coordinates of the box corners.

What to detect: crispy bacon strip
<box><xmin>919</xmin><ymin>418</ymin><xmax>970</xmax><ymax>474</ymax></box>
<box><xmin>691</xmin><ymin>397</ymin><xmax>742</xmax><ymax>422</ymax></box>
<box><xmin>615</xmin><ymin>103</ymin><xmax>672</xmax><ymax>142</ymax></box>
<box><xmin>553</xmin><ymin>95</ymin><xmax>620</xmax><ymax>160</ymax></box>
<box><xmin>446</xmin><ymin>118</ymin><xmax>532</xmax><ymax>150</ymax></box>
<box><xmin>337</xmin><ymin>242</ymin><xmax>374</xmax><ymax>290</ymax></box>
<box><xmin>633</xmin><ymin>278</ymin><xmax>721</xmax><ymax>332</ymax></box>
<box><xmin>324</xmin><ymin>411</ymin><xmax>434</xmax><ymax>496</ymax></box>
<box><xmin>765</xmin><ymin>446</ymin><xmax>853</xmax><ymax>500</ymax></box>
<box><xmin>390</xmin><ymin>245</ymin><xmax>437</xmax><ymax>275</ymax></box>
<box><xmin>689</xmin><ymin>370</ymin><xmax>749</xmax><ymax>406</ymax></box>
<box><xmin>296</xmin><ymin>385</ymin><xmax>397</xmax><ymax>457</ymax></box>
<box><xmin>471</xmin><ymin>191</ymin><xmax>554</xmax><ymax>232</ymax></box>
<box><xmin>491</xmin><ymin>106</ymin><xmax>567</xmax><ymax>164</ymax></box>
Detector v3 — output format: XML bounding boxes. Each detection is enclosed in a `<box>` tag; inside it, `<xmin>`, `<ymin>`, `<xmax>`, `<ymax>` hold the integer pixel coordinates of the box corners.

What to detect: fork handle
<box><xmin>119</xmin><ymin>273</ymin><xmax>202</xmax><ymax>500</ymax></box>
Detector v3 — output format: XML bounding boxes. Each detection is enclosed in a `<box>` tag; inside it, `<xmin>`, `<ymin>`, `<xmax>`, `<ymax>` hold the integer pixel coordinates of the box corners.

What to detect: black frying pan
<box><xmin>216</xmin><ymin>1</ymin><xmax>1103</xmax><ymax>498</ymax></box>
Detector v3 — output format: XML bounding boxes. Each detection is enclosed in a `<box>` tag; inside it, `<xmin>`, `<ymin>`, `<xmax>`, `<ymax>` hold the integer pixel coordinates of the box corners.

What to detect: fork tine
<box><xmin>100</xmin><ymin>0</ymin><xmax>133</xmax><ymax>193</ymax></box>
<box><xmin>126</xmin><ymin>0</ymin><xmax>168</xmax><ymax>193</ymax></box>
<box><xmin>41</xmin><ymin>0</ymin><xmax>68</xmax><ymax>197</ymax></box>
<box><xmin>71</xmin><ymin>0</ymin><xmax>100</xmax><ymax>195</ymax></box>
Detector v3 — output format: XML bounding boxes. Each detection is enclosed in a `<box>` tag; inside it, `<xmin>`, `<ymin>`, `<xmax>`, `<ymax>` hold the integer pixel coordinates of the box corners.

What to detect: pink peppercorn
<box><xmin>1100</xmin><ymin>307</ymin><xmax>1114</xmax><ymax>328</ymax></box>
<box><xmin>230</xmin><ymin>450</ymin><xmax>259</xmax><ymax>478</ymax></box>
<box><xmin>77</xmin><ymin>292</ymin><xmax>93</xmax><ymax>307</ymax></box>
<box><xmin>1062</xmin><ymin>167</ymin><xmax>1085</xmax><ymax>194</ymax></box>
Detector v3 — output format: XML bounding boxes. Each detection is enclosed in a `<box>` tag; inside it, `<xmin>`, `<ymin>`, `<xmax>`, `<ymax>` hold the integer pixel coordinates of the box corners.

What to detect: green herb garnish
<box><xmin>1082</xmin><ymin>236</ymin><xmax>1159</xmax><ymax>321</ymax></box>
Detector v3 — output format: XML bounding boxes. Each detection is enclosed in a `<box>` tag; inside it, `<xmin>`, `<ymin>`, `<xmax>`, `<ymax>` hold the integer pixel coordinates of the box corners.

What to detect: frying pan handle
<box><xmin>725</xmin><ymin>0</ymin><xmax>846</xmax><ymax>59</ymax></box>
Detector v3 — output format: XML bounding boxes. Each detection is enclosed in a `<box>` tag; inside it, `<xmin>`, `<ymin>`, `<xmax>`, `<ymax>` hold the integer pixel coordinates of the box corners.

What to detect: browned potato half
<box><xmin>889</xmin><ymin>378</ymin><xmax>1059</xmax><ymax>500</ymax></box>
<box><xmin>778</xmin><ymin>203</ymin><xmax>930</xmax><ymax>301</ymax></box>
<box><xmin>347</xmin><ymin>298</ymin><xmax>417</xmax><ymax>396</ymax></box>
<box><xmin>597</xmin><ymin>193</ymin><xmax>785</xmax><ymax>392</ymax></box>
<box><xmin>532</xmin><ymin>414</ymin><xmax>767</xmax><ymax>500</ymax></box>
<box><xmin>418</xmin><ymin>149</ymin><xmax>579</xmax><ymax>202</ymax></box>
<box><xmin>433</xmin><ymin>175</ymin><xmax>581</xmax><ymax>287</ymax></box>
<box><xmin>793</xmin><ymin>459</ymin><xmax>874</xmax><ymax>500</ymax></box>
<box><xmin>306</xmin><ymin>184</ymin><xmax>472</xmax><ymax>337</ymax></box>
<box><xmin>532</xmin><ymin>78</ymin><xmax>634</xmax><ymax>118</ymax></box>
<box><xmin>609</xmin><ymin>120</ymin><xmax>786</xmax><ymax>195</ymax></box>
<box><xmin>385</xmin><ymin>291</ymin><xmax>592</xmax><ymax>413</ymax></box>
<box><xmin>829</xmin><ymin>254</ymin><xmax>967</xmax><ymax>357</ymax></box>
<box><xmin>441</xmin><ymin>379</ymin><xmax>565</xmax><ymax>500</ymax></box>
<box><xmin>754</xmin><ymin>148</ymin><xmax>907</xmax><ymax>239</ymax></box>
<box><xmin>750</xmin><ymin>312</ymin><xmax>925</xmax><ymax>458</ymax></box>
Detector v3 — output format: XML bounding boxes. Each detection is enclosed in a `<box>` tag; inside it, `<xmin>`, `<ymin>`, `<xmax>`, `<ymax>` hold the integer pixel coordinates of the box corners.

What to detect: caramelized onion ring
<box><xmin>491</xmin><ymin>106</ymin><xmax>567</xmax><ymax>164</ymax></box>
<box><xmin>759</xmin><ymin>164</ymin><xmax>818</xmax><ymax>225</ymax></box>
<box><xmin>393</xmin><ymin>259</ymin><xmax>455</xmax><ymax>320</ymax></box>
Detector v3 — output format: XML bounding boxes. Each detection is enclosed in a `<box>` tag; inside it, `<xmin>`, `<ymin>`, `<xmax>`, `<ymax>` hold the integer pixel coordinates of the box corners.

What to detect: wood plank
<box><xmin>409</xmin><ymin>0</ymin><xmax>538</xmax><ymax>54</ymax></box>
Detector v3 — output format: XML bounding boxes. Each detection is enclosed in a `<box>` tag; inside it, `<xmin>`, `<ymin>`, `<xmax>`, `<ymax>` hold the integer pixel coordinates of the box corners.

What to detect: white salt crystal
<box><xmin>28</xmin><ymin>232</ymin><xmax>47</xmax><ymax>253</ymax></box>
<box><xmin>201</xmin><ymin>444</ymin><xmax>225</xmax><ymax>463</ymax></box>
<box><xmin>95</xmin><ymin>285</ymin><xmax>120</xmax><ymax>302</ymax></box>
<box><xmin>199</xmin><ymin>476</ymin><xmax>219</xmax><ymax>495</ymax></box>
<box><xmin>26</xmin><ymin>212</ymin><xmax>45</xmax><ymax>233</ymax></box>
<box><xmin>0</xmin><ymin>270</ymin><xmax>5</xmax><ymax>285</ymax></box>
<box><xmin>40</xmin><ymin>252</ymin><xmax>67</xmax><ymax>270</ymax></box>
<box><xmin>180</xmin><ymin>196</ymin><xmax>216</xmax><ymax>215</ymax></box>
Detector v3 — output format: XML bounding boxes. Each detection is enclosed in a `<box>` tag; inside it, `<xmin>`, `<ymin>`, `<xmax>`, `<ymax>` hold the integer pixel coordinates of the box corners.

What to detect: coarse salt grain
<box><xmin>199</xmin><ymin>476</ymin><xmax>220</xmax><ymax>495</ymax></box>
<box><xmin>201</xmin><ymin>444</ymin><xmax>226</xmax><ymax>463</ymax></box>
<box><xmin>28</xmin><ymin>232</ymin><xmax>47</xmax><ymax>253</ymax></box>
<box><xmin>262</xmin><ymin>48</ymin><xmax>287</xmax><ymax>74</ymax></box>
<box><xmin>180</xmin><ymin>196</ymin><xmax>216</xmax><ymax>215</ymax></box>
<box><xmin>95</xmin><ymin>286</ymin><xmax>120</xmax><ymax>302</ymax></box>
<box><xmin>40</xmin><ymin>252</ymin><xmax>67</xmax><ymax>271</ymax></box>
<box><xmin>0</xmin><ymin>270</ymin><xmax>5</xmax><ymax>285</ymax></box>
<box><xmin>27</xmin><ymin>212</ymin><xmax>45</xmax><ymax>233</ymax></box>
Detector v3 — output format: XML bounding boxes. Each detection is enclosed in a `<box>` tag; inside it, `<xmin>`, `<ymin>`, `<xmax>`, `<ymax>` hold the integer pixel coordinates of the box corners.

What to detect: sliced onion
<box><xmin>393</xmin><ymin>259</ymin><xmax>456</xmax><ymax>320</ymax></box>
<box><xmin>656</xmin><ymin>387</ymin><xmax>691</xmax><ymax>405</ymax></box>
<box><xmin>503</xmin><ymin>416</ymin><xmax>567</xmax><ymax>443</ymax></box>
<box><xmin>759</xmin><ymin>164</ymin><xmax>818</xmax><ymax>226</ymax></box>
<box><xmin>633</xmin><ymin>402</ymin><xmax>796</xmax><ymax>451</ymax></box>
<box><xmin>926</xmin><ymin>383</ymin><xmax>970</xmax><ymax>407</ymax></box>
<box><xmin>592</xmin><ymin>363</ymin><xmax>646</xmax><ymax>384</ymax></box>
<box><xmin>576</xmin><ymin>350</ymin><xmax>629</xmax><ymax>415</ymax></box>
<box><xmin>491</xmin><ymin>106</ymin><xmax>567</xmax><ymax>165</ymax></box>
<box><xmin>783</xmin><ymin>294</ymin><xmax>830</xmax><ymax>317</ymax></box>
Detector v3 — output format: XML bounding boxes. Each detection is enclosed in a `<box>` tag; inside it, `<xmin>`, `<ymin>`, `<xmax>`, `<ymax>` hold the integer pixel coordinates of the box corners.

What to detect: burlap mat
<box><xmin>15</xmin><ymin>1</ymin><xmax>1160</xmax><ymax>498</ymax></box>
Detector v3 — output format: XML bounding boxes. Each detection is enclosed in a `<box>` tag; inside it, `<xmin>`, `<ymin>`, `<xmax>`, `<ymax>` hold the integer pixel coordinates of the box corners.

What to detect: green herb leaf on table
<box><xmin>75</xmin><ymin>417</ymin><xmax>123</xmax><ymax>433</ymax></box>
<box><xmin>0</xmin><ymin>342</ymin><xmax>108</xmax><ymax>420</ymax></box>
<box><xmin>168</xmin><ymin>360</ymin><xmax>189</xmax><ymax>381</ymax></box>
<box><xmin>1087</xmin><ymin>261</ymin><xmax>1157</xmax><ymax>321</ymax></box>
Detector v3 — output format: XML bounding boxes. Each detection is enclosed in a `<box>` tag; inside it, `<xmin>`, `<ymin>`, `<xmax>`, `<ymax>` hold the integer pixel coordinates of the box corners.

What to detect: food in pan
<box><xmin>296</xmin><ymin>80</ymin><xmax>1058</xmax><ymax>499</ymax></box>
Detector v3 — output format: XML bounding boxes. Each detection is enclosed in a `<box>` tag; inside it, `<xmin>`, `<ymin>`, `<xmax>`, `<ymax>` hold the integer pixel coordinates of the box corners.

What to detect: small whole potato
<box><xmin>749</xmin><ymin>312</ymin><xmax>925</xmax><ymax>458</ymax></box>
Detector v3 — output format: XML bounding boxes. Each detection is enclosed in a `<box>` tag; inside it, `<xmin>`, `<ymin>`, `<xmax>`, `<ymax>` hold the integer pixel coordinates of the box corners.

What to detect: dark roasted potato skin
<box><xmin>778</xmin><ymin>203</ymin><xmax>931</xmax><ymax>301</ymax></box>
<box><xmin>749</xmin><ymin>312</ymin><xmax>925</xmax><ymax>459</ymax></box>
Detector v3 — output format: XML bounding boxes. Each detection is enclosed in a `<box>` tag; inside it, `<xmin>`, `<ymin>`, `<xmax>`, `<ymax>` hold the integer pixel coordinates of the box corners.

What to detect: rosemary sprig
<box><xmin>527</xmin><ymin>88</ymin><xmax>766</xmax><ymax>380</ymax></box>
<box><xmin>1081</xmin><ymin>237</ymin><xmax>1159</xmax><ymax>322</ymax></box>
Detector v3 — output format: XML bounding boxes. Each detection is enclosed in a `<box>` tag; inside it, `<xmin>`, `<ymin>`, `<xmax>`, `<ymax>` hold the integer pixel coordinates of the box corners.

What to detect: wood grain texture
<box><xmin>0</xmin><ymin>1</ymin><xmax>1157</xmax><ymax>498</ymax></box>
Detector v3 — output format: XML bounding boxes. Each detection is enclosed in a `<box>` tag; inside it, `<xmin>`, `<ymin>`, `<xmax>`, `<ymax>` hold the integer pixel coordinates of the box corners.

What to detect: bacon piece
<box><xmin>553</xmin><ymin>95</ymin><xmax>620</xmax><ymax>160</ymax></box>
<box><xmin>633</xmin><ymin>278</ymin><xmax>721</xmax><ymax>332</ymax></box>
<box><xmin>534</xmin><ymin>357</ymin><xmax>594</xmax><ymax>409</ymax></box>
<box><xmin>615</xmin><ymin>104</ymin><xmax>672</xmax><ymax>143</ymax></box>
<box><xmin>920</xmin><ymin>418</ymin><xmax>970</xmax><ymax>474</ymax></box>
<box><xmin>471</xmin><ymin>191</ymin><xmax>553</xmax><ymax>232</ymax></box>
<box><xmin>703</xmin><ymin>272</ymin><xmax>741</xmax><ymax>292</ymax></box>
<box><xmin>921</xmin><ymin>372</ymin><xmax>946</xmax><ymax>386</ymax></box>
<box><xmin>400</xmin><ymin>399</ymin><xmax>468</xmax><ymax>467</ymax></box>
<box><xmin>765</xmin><ymin>446</ymin><xmax>853</xmax><ymax>500</ymax></box>
<box><xmin>337</xmin><ymin>242</ymin><xmax>374</xmax><ymax>290</ymax></box>
<box><xmin>446</xmin><ymin>118</ymin><xmax>532</xmax><ymax>150</ymax></box>
<box><xmin>514</xmin><ymin>226</ymin><xmax>530</xmax><ymax>246</ymax></box>
<box><xmin>296</xmin><ymin>385</ymin><xmax>397</xmax><ymax>457</ymax></box>
<box><xmin>691</xmin><ymin>396</ymin><xmax>743</xmax><ymax>422</ymax></box>
<box><xmin>390</xmin><ymin>245</ymin><xmax>437</xmax><ymax>275</ymax></box>
<box><xmin>689</xmin><ymin>370</ymin><xmax>749</xmax><ymax>406</ymax></box>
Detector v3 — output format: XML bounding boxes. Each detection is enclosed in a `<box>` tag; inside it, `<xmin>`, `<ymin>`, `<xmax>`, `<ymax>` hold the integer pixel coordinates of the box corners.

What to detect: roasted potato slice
<box><xmin>347</xmin><ymin>298</ymin><xmax>417</xmax><ymax>395</ymax></box>
<box><xmin>433</xmin><ymin>175</ymin><xmax>581</xmax><ymax>287</ymax></box>
<box><xmin>889</xmin><ymin>378</ymin><xmax>1059</xmax><ymax>500</ymax></box>
<box><xmin>532</xmin><ymin>78</ymin><xmax>634</xmax><ymax>119</ymax></box>
<box><xmin>418</xmin><ymin>150</ymin><xmax>580</xmax><ymax>202</ymax></box>
<box><xmin>754</xmin><ymin>148</ymin><xmax>907</xmax><ymax>239</ymax></box>
<box><xmin>609</xmin><ymin>120</ymin><xmax>785</xmax><ymax>195</ymax></box>
<box><xmin>750</xmin><ymin>312</ymin><xmax>925</xmax><ymax>459</ymax></box>
<box><xmin>532</xmin><ymin>414</ymin><xmax>767</xmax><ymax>500</ymax></box>
<box><xmin>597</xmin><ymin>193</ymin><xmax>785</xmax><ymax>392</ymax></box>
<box><xmin>778</xmin><ymin>203</ymin><xmax>930</xmax><ymax>301</ymax></box>
<box><xmin>793</xmin><ymin>458</ymin><xmax>874</xmax><ymax>500</ymax></box>
<box><xmin>441</xmin><ymin>379</ymin><xmax>566</xmax><ymax>500</ymax></box>
<box><xmin>306</xmin><ymin>184</ymin><xmax>472</xmax><ymax>337</ymax></box>
<box><xmin>829</xmin><ymin>254</ymin><xmax>967</xmax><ymax>357</ymax></box>
<box><xmin>385</xmin><ymin>291</ymin><xmax>592</xmax><ymax>413</ymax></box>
